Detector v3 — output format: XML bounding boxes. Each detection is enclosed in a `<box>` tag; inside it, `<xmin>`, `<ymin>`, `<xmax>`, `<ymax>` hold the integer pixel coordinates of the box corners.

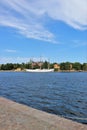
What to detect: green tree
<box><xmin>1</xmin><ymin>64</ymin><xmax>5</xmax><ymax>70</ymax></box>
<box><xmin>82</xmin><ymin>63</ymin><xmax>87</xmax><ymax>71</ymax></box>
<box><xmin>73</xmin><ymin>62</ymin><xmax>81</xmax><ymax>70</ymax></box>
<box><xmin>25</xmin><ymin>63</ymin><xmax>31</xmax><ymax>69</ymax></box>
<box><xmin>0</xmin><ymin>63</ymin><xmax>14</xmax><ymax>70</ymax></box>
<box><xmin>64</xmin><ymin>62</ymin><xmax>71</xmax><ymax>70</ymax></box>
<box><xmin>42</xmin><ymin>61</ymin><xmax>49</xmax><ymax>69</ymax></box>
<box><xmin>60</xmin><ymin>62</ymin><xmax>65</xmax><ymax>70</ymax></box>
<box><xmin>50</xmin><ymin>63</ymin><xmax>54</xmax><ymax>69</ymax></box>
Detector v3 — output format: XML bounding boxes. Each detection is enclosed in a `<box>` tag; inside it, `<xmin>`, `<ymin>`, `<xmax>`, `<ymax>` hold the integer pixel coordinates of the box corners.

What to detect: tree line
<box><xmin>0</xmin><ymin>61</ymin><xmax>87</xmax><ymax>71</ymax></box>
<box><xmin>59</xmin><ymin>62</ymin><xmax>87</xmax><ymax>71</ymax></box>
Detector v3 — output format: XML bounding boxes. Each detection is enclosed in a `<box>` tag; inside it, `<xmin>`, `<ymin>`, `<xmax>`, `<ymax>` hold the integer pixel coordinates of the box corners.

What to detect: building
<box><xmin>54</xmin><ymin>63</ymin><xmax>60</xmax><ymax>71</ymax></box>
<box><xmin>15</xmin><ymin>68</ymin><xmax>22</xmax><ymax>71</ymax></box>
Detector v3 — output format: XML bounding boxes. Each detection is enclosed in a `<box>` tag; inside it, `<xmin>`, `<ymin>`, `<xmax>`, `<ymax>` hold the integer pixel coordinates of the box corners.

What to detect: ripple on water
<box><xmin>0</xmin><ymin>72</ymin><xmax>87</xmax><ymax>124</ymax></box>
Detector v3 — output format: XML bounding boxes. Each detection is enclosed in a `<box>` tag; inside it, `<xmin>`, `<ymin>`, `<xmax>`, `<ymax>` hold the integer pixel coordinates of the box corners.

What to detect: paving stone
<box><xmin>0</xmin><ymin>97</ymin><xmax>87</xmax><ymax>130</ymax></box>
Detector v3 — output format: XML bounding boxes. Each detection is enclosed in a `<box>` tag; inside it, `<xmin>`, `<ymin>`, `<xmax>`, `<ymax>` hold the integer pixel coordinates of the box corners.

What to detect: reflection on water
<box><xmin>0</xmin><ymin>72</ymin><xmax>87</xmax><ymax>124</ymax></box>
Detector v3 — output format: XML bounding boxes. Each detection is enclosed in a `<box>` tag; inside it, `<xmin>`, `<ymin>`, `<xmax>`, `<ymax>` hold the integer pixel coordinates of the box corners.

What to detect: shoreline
<box><xmin>0</xmin><ymin>97</ymin><xmax>87</xmax><ymax>130</ymax></box>
<box><xmin>0</xmin><ymin>70</ymin><xmax>87</xmax><ymax>72</ymax></box>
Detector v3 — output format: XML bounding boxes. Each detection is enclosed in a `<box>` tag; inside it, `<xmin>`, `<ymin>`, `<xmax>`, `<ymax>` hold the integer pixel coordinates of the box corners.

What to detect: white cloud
<box><xmin>0</xmin><ymin>57</ymin><xmax>30</xmax><ymax>64</ymax></box>
<box><xmin>0</xmin><ymin>0</ymin><xmax>87</xmax><ymax>42</ymax></box>
<box><xmin>0</xmin><ymin>0</ymin><xmax>56</xmax><ymax>43</ymax></box>
<box><xmin>0</xmin><ymin>56</ymin><xmax>48</xmax><ymax>64</ymax></box>
<box><xmin>30</xmin><ymin>0</ymin><xmax>87</xmax><ymax>30</ymax></box>
<box><xmin>4</xmin><ymin>49</ymin><xmax>17</xmax><ymax>53</ymax></box>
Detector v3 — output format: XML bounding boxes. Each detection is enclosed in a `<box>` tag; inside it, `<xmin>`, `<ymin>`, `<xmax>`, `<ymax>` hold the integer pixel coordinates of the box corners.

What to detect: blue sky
<box><xmin>0</xmin><ymin>0</ymin><xmax>87</xmax><ymax>64</ymax></box>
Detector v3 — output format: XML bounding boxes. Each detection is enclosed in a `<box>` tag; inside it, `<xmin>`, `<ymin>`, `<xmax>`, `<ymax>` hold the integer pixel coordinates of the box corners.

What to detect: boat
<box><xmin>25</xmin><ymin>58</ymin><xmax>54</xmax><ymax>72</ymax></box>
<box><xmin>25</xmin><ymin>69</ymin><xmax>54</xmax><ymax>72</ymax></box>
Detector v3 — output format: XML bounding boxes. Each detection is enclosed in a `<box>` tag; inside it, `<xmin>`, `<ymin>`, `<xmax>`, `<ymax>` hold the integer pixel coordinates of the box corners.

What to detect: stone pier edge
<box><xmin>0</xmin><ymin>97</ymin><xmax>87</xmax><ymax>130</ymax></box>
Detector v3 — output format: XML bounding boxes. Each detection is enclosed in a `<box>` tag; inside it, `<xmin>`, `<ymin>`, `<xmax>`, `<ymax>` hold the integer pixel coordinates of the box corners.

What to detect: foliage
<box><xmin>60</xmin><ymin>62</ymin><xmax>72</xmax><ymax>70</ymax></box>
<box><xmin>0</xmin><ymin>63</ymin><xmax>14</xmax><ymax>70</ymax></box>
<box><xmin>72</xmin><ymin>62</ymin><xmax>81</xmax><ymax>70</ymax></box>
<box><xmin>82</xmin><ymin>63</ymin><xmax>87</xmax><ymax>71</ymax></box>
<box><xmin>42</xmin><ymin>61</ymin><xmax>49</xmax><ymax>69</ymax></box>
<box><xmin>0</xmin><ymin>61</ymin><xmax>87</xmax><ymax>71</ymax></box>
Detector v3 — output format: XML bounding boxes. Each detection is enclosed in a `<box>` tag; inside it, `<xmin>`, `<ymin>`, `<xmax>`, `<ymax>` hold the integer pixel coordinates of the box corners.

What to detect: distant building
<box><xmin>0</xmin><ymin>64</ymin><xmax>1</xmax><ymax>69</ymax></box>
<box><xmin>54</xmin><ymin>64</ymin><xmax>60</xmax><ymax>71</ymax></box>
<box><xmin>15</xmin><ymin>68</ymin><xmax>22</xmax><ymax>71</ymax></box>
<box><xmin>70</xmin><ymin>64</ymin><xmax>72</xmax><ymax>70</ymax></box>
<box><xmin>31</xmin><ymin>62</ymin><xmax>43</xmax><ymax>69</ymax></box>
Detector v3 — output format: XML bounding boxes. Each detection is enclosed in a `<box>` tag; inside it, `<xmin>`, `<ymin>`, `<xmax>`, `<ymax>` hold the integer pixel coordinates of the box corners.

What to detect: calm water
<box><xmin>0</xmin><ymin>72</ymin><xmax>87</xmax><ymax>124</ymax></box>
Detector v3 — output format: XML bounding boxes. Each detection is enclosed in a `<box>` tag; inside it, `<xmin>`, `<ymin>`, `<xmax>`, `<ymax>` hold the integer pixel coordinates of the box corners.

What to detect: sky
<box><xmin>0</xmin><ymin>0</ymin><xmax>87</xmax><ymax>64</ymax></box>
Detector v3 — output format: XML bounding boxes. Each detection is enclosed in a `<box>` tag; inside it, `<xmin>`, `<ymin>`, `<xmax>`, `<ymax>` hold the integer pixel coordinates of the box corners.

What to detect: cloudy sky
<box><xmin>0</xmin><ymin>0</ymin><xmax>87</xmax><ymax>63</ymax></box>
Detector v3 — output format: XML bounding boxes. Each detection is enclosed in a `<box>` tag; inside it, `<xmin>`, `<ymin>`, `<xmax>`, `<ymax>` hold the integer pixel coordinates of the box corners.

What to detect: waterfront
<box><xmin>0</xmin><ymin>72</ymin><xmax>87</xmax><ymax>124</ymax></box>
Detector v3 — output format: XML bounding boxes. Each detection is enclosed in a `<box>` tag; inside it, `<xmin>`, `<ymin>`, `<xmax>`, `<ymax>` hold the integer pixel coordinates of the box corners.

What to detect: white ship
<box><xmin>25</xmin><ymin>58</ymin><xmax>54</xmax><ymax>72</ymax></box>
<box><xmin>25</xmin><ymin>69</ymin><xmax>54</xmax><ymax>72</ymax></box>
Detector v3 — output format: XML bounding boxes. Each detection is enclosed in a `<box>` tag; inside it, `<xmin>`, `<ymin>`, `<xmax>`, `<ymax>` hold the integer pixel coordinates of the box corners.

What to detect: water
<box><xmin>0</xmin><ymin>72</ymin><xmax>87</xmax><ymax>124</ymax></box>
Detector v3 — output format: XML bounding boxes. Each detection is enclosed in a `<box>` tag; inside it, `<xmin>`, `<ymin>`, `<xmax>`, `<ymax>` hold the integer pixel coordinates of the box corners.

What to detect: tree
<box><xmin>0</xmin><ymin>63</ymin><xmax>13</xmax><ymax>70</ymax></box>
<box><xmin>25</xmin><ymin>63</ymin><xmax>31</xmax><ymax>69</ymax></box>
<box><xmin>73</xmin><ymin>62</ymin><xmax>81</xmax><ymax>70</ymax></box>
<box><xmin>0</xmin><ymin>64</ymin><xmax>5</xmax><ymax>70</ymax></box>
<box><xmin>42</xmin><ymin>61</ymin><xmax>49</xmax><ymax>69</ymax></box>
<box><xmin>82</xmin><ymin>63</ymin><xmax>87</xmax><ymax>71</ymax></box>
<box><xmin>64</xmin><ymin>62</ymin><xmax>71</xmax><ymax>70</ymax></box>
<box><xmin>60</xmin><ymin>62</ymin><xmax>65</xmax><ymax>70</ymax></box>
